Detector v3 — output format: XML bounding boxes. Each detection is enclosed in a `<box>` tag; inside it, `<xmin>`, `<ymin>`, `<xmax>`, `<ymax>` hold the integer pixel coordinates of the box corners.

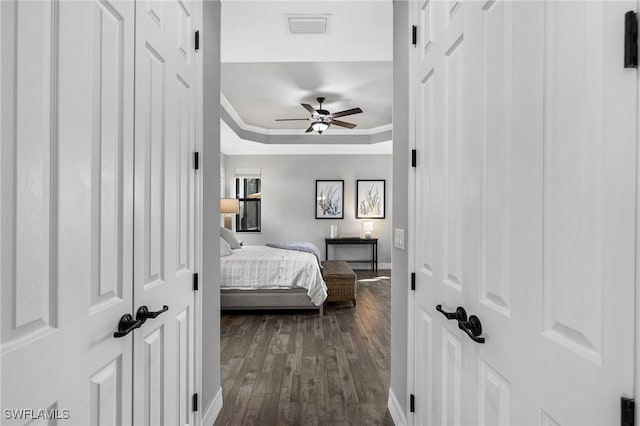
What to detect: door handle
<box><xmin>136</xmin><ymin>305</ymin><xmax>169</xmax><ymax>324</ymax></box>
<box><xmin>113</xmin><ymin>314</ymin><xmax>143</xmax><ymax>338</ymax></box>
<box><xmin>436</xmin><ymin>304</ymin><xmax>467</xmax><ymax>322</ymax></box>
<box><xmin>458</xmin><ymin>315</ymin><xmax>485</xmax><ymax>344</ymax></box>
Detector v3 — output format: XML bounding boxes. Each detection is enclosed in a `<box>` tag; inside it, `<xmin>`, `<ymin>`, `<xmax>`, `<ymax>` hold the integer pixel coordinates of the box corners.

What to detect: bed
<box><xmin>220</xmin><ymin>245</ymin><xmax>328</xmax><ymax>314</ymax></box>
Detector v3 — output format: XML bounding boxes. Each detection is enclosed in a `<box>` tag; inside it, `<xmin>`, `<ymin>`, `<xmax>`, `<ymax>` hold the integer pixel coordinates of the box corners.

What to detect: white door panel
<box><xmin>441</xmin><ymin>328</ymin><xmax>462</xmax><ymax>426</ymax></box>
<box><xmin>2</xmin><ymin>0</ymin><xmax>57</xmax><ymax>346</ymax></box>
<box><xmin>478</xmin><ymin>0</ymin><xmax>513</xmax><ymax>320</ymax></box>
<box><xmin>1</xmin><ymin>1</ymin><xmax>135</xmax><ymax>424</ymax></box>
<box><xmin>412</xmin><ymin>1</ymin><xmax>638</xmax><ymax>424</ymax></box>
<box><xmin>415</xmin><ymin>309</ymin><xmax>433</xmax><ymax>426</ymax></box>
<box><xmin>518</xmin><ymin>2</ymin><xmax>637</xmax><ymax>423</ymax></box>
<box><xmin>414</xmin><ymin>1</ymin><xmax>480</xmax><ymax>424</ymax></box>
<box><xmin>133</xmin><ymin>0</ymin><xmax>200</xmax><ymax>424</ymax></box>
<box><xmin>477</xmin><ymin>358</ymin><xmax>510</xmax><ymax>426</ymax></box>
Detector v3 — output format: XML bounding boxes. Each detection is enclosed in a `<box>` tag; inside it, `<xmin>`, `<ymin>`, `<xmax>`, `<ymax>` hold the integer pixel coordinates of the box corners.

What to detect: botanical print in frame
<box><xmin>356</xmin><ymin>180</ymin><xmax>385</xmax><ymax>219</ymax></box>
<box><xmin>316</xmin><ymin>180</ymin><xmax>344</xmax><ymax>219</ymax></box>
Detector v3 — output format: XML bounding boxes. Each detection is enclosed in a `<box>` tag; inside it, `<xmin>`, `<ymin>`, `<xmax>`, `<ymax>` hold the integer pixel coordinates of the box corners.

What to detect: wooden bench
<box><xmin>321</xmin><ymin>260</ymin><xmax>357</xmax><ymax>307</ymax></box>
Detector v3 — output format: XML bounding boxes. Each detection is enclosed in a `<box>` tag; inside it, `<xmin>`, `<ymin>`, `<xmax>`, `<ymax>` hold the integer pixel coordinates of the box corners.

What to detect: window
<box><xmin>235</xmin><ymin>176</ymin><xmax>261</xmax><ymax>232</ymax></box>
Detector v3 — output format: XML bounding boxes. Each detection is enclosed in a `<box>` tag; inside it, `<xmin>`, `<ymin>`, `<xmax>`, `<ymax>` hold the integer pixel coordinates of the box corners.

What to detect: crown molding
<box><xmin>220</xmin><ymin>119</ymin><xmax>392</xmax><ymax>155</ymax></box>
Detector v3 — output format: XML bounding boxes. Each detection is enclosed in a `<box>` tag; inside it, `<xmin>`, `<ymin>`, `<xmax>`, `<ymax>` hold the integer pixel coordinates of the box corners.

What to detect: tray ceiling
<box><xmin>221</xmin><ymin>61</ymin><xmax>392</xmax><ymax>130</ymax></box>
<box><xmin>220</xmin><ymin>0</ymin><xmax>393</xmax><ymax>140</ymax></box>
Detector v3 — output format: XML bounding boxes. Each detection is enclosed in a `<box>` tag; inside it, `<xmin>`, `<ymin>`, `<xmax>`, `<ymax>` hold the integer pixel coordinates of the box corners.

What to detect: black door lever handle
<box><xmin>458</xmin><ymin>315</ymin><xmax>485</xmax><ymax>344</ymax></box>
<box><xmin>136</xmin><ymin>305</ymin><xmax>169</xmax><ymax>324</ymax></box>
<box><xmin>113</xmin><ymin>314</ymin><xmax>143</xmax><ymax>338</ymax></box>
<box><xmin>436</xmin><ymin>304</ymin><xmax>467</xmax><ymax>322</ymax></box>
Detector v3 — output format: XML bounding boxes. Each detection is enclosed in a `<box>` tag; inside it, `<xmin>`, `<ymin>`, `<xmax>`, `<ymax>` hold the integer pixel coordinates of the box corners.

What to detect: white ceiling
<box><xmin>220</xmin><ymin>0</ymin><xmax>393</xmax><ymax>147</ymax></box>
<box><xmin>221</xmin><ymin>0</ymin><xmax>392</xmax><ymax>63</ymax></box>
<box><xmin>221</xmin><ymin>61</ymin><xmax>392</xmax><ymax>129</ymax></box>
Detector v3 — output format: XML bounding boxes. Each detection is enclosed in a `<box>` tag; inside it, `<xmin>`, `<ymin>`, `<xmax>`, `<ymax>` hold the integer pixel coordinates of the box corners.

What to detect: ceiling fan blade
<box><xmin>301</xmin><ymin>103</ymin><xmax>317</xmax><ymax>115</ymax></box>
<box><xmin>331</xmin><ymin>107</ymin><xmax>363</xmax><ymax>118</ymax></box>
<box><xmin>330</xmin><ymin>119</ymin><xmax>357</xmax><ymax>129</ymax></box>
<box><xmin>305</xmin><ymin>125</ymin><xmax>315</xmax><ymax>133</ymax></box>
<box><xmin>275</xmin><ymin>118</ymin><xmax>310</xmax><ymax>121</ymax></box>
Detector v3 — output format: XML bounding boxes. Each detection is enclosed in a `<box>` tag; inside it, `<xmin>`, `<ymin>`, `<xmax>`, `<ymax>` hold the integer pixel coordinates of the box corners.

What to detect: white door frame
<box><xmin>406</xmin><ymin>2</ymin><xmax>417</xmax><ymax>425</ymax></box>
<box><xmin>635</xmin><ymin>3</ymin><xmax>640</xmax><ymax>422</ymax></box>
<box><xmin>194</xmin><ymin>1</ymin><xmax>204</xmax><ymax>423</ymax></box>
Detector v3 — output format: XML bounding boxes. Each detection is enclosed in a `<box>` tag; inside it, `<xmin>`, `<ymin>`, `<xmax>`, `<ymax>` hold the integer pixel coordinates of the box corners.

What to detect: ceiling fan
<box><xmin>275</xmin><ymin>97</ymin><xmax>363</xmax><ymax>134</ymax></box>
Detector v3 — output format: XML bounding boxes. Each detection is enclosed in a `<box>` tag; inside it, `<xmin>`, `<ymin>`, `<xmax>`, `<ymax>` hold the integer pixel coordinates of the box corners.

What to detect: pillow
<box><xmin>220</xmin><ymin>237</ymin><xmax>233</xmax><ymax>257</ymax></box>
<box><xmin>220</xmin><ymin>226</ymin><xmax>242</xmax><ymax>249</ymax></box>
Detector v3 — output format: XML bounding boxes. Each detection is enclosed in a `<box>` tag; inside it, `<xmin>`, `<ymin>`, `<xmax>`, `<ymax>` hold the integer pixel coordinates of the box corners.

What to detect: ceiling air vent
<box><xmin>287</xmin><ymin>15</ymin><xmax>329</xmax><ymax>34</ymax></box>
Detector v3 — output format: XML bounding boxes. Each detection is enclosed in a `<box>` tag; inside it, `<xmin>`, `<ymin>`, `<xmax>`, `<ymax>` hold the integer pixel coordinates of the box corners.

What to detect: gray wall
<box><xmin>202</xmin><ymin>0</ymin><xmax>221</xmax><ymax>413</ymax></box>
<box><xmin>224</xmin><ymin>154</ymin><xmax>393</xmax><ymax>266</ymax></box>
<box><xmin>391</xmin><ymin>0</ymin><xmax>410</xmax><ymax>416</ymax></box>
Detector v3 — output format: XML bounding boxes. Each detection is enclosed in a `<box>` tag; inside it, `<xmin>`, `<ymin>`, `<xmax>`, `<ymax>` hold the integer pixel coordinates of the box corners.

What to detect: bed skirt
<box><xmin>220</xmin><ymin>288</ymin><xmax>323</xmax><ymax>315</ymax></box>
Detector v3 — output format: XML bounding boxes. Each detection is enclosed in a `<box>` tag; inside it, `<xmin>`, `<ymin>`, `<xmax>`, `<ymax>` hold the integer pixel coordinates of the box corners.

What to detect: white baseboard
<box><xmin>351</xmin><ymin>262</ymin><xmax>392</xmax><ymax>270</ymax></box>
<box><xmin>388</xmin><ymin>387</ymin><xmax>408</xmax><ymax>426</ymax></box>
<box><xmin>201</xmin><ymin>387</ymin><xmax>223</xmax><ymax>426</ymax></box>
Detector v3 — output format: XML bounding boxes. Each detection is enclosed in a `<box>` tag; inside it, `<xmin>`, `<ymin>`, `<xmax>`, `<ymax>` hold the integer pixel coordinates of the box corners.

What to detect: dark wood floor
<box><xmin>214</xmin><ymin>270</ymin><xmax>394</xmax><ymax>426</ymax></box>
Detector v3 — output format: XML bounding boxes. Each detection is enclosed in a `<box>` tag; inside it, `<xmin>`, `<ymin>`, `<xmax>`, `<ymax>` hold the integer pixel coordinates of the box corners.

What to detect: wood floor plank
<box><xmin>276</xmin><ymin>354</ymin><xmax>298</xmax><ymax>424</ymax></box>
<box><xmin>256</xmin><ymin>393</ymin><xmax>280</xmax><ymax>426</ymax></box>
<box><xmin>301</xmin><ymin>402</ymin><xmax>319</xmax><ymax>426</ymax></box>
<box><xmin>340</xmin><ymin>331</ymin><xmax>358</xmax><ymax>360</ymax></box>
<box><xmin>300</xmin><ymin>356</ymin><xmax>319</xmax><ymax>403</ymax></box>
<box><xmin>214</xmin><ymin>270</ymin><xmax>392</xmax><ymax>426</ymax></box>
<box><xmin>221</xmin><ymin>357</ymin><xmax>245</xmax><ymax>397</ymax></box>
<box><xmin>240</xmin><ymin>391</ymin><xmax>264</xmax><ymax>426</ymax></box>
<box><xmin>335</xmin><ymin>346</ymin><xmax>360</xmax><ymax>404</ymax></box>
<box><xmin>216</xmin><ymin>366</ymin><xmax>256</xmax><ymax>425</ymax></box>
<box><xmin>290</xmin><ymin>374</ymin><xmax>301</xmax><ymax>403</ymax></box>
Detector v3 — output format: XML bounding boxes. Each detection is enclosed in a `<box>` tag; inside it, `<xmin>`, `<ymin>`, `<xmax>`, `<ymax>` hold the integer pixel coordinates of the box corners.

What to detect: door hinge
<box><xmin>625</xmin><ymin>11</ymin><xmax>638</xmax><ymax>68</ymax></box>
<box><xmin>410</xmin><ymin>394</ymin><xmax>415</xmax><ymax>413</ymax></box>
<box><xmin>621</xmin><ymin>397</ymin><xmax>635</xmax><ymax>426</ymax></box>
<box><xmin>411</xmin><ymin>149</ymin><xmax>417</xmax><ymax>167</ymax></box>
<box><xmin>412</xmin><ymin>25</ymin><xmax>417</xmax><ymax>46</ymax></box>
<box><xmin>195</xmin><ymin>30</ymin><xmax>200</xmax><ymax>52</ymax></box>
<box><xmin>410</xmin><ymin>272</ymin><xmax>416</xmax><ymax>291</ymax></box>
<box><xmin>193</xmin><ymin>152</ymin><xmax>199</xmax><ymax>170</ymax></box>
<box><xmin>192</xmin><ymin>393</ymin><xmax>198</xmax><ymax>412</ymax></box>
<box><xmin>193</xmin><ymin>273</ymin><xmax>199</xmax><ymax>291</ymax></box>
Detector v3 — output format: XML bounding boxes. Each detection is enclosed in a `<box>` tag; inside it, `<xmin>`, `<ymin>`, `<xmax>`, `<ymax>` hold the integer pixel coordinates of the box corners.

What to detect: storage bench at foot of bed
<box><xmin>321</xmin><ymin>260</ymin><xmax>357</xmax><ymax>307</ymax></box>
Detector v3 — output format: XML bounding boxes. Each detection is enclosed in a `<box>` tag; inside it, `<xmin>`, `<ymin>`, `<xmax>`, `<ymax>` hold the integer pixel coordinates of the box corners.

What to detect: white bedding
<box><xmin>220</xmin><ymin>245</ymin><xmax>328</xmax><ymax>306</ymax></box>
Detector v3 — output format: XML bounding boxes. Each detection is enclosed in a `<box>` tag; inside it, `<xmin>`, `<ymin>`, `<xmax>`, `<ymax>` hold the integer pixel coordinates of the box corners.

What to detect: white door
<box><xmin>1</xmin><ymin>1</ymin><xmax>135</xmax><ymax>424</ymax></box>
<box><xmin>412</xmin><ymin>1</ymin><xmax>482</xmax><ymax>423</ymax></box>
<box><xmin>412</xmin><ymin>1</ymin><xmax>638</xmax><ymax>424</ymax></box>
<box><xmin>132</xmin><ymin>0</ymin><xmax>201</xmax><ymax>424</ymax></box>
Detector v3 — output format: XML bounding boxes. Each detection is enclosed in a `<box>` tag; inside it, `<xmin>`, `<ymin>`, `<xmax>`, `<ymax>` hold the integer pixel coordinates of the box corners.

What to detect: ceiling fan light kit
<box><xmin>276</xmin><ymin>97</ymin><xmax>363</xmax><ymax>135</ymax></box>
<box><xmin>311</xmin><ymin>121</ymin><xmax>330</xmax><ymax>134</ymax></box>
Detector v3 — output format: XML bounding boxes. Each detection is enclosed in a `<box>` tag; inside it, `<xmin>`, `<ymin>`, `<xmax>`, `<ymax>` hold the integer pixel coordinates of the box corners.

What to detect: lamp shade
<box><xmin>363</xmin><ymin>221</ymin><xmax>373</xmax><ymax>239</ymax></box>
<box><xmin>220</xmin><ymin>198</ymin><xmax>239</xmax><ymax>214</ymax></box>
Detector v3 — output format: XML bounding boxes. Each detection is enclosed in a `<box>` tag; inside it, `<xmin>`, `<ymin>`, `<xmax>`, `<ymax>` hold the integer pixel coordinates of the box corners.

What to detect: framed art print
<box><xmin>356</xmin><ymin>180</ymin><xmax>385</xmax><ymax>219</ymax></box>
<box><xmin>316</xmin><ymin>180</ymin><xmax>344</xmax><ymax>219</ymax></box>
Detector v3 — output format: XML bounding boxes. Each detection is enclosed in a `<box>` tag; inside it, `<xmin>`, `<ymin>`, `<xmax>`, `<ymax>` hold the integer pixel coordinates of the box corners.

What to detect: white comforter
<box><xmin>220</xmin><ymin>245</ymin><xmax>328</xmax><ymax>306</ymax></box>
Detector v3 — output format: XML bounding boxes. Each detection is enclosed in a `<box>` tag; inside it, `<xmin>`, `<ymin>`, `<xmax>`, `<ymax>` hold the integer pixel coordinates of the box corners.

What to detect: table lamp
<box><xmin>363</xmin><ymin>221</ymin><xmax>373</xmax><ymax>239</ymax></box>
<box><xmin>220</xmin><ymin>198</ymin><xmax>239</xmax><ymax>230</ymax></box>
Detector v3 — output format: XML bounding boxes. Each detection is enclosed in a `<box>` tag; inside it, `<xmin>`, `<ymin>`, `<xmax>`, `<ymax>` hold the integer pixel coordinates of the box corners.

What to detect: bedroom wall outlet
<box><xmin>394</xmin><ymin>229</ymin><xmax>405</xmax><ymax>250</ymax></box>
